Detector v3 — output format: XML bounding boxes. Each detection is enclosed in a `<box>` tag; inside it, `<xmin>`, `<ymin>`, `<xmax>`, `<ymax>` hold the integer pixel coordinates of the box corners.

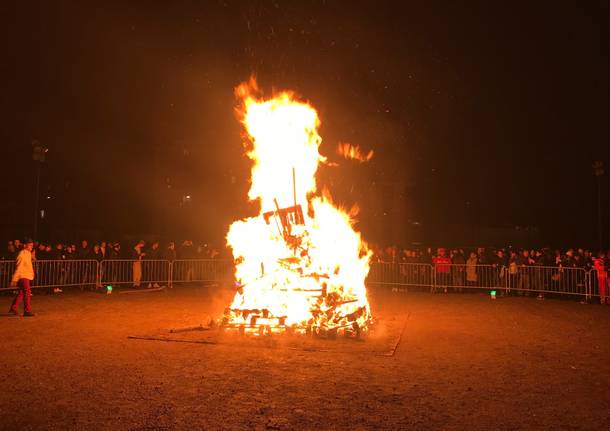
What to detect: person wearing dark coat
<box><xmin>144</xmin><ymin>242</ymin><xmax>162</xmax><ymax>287</ymax></box>
<box><xmin>77</xmin><ymin>240</ymin><xmax>91</xmax><ymax>260</ymax></box>
<box><xmin>179</xmin><ymin>240</ymin><xmax>196</xmax><ymax>281</ymax></box>
<box><xmin>165</xmin><ymin>242</ymin><xmax>177</xmax><ymax>263</ymax></box>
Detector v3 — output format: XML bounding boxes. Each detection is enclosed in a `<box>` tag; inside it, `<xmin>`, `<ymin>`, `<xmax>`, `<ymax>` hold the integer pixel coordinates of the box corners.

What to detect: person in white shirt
<box><xmin>9</xmin><ymin>238</ymin><xmax>35</xmax><ymax>317</ymax></box>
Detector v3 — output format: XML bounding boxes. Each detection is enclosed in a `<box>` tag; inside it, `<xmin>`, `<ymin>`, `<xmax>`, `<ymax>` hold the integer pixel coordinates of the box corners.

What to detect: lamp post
<box><xmin>32</xmin><ymin>140</ymin><xmax>48</xmax><ymax>240</ymax></box>
<box><xmin>593</xmin><ymin>161</ymin><xmax>604</xmax><ymax>251</ymax></box>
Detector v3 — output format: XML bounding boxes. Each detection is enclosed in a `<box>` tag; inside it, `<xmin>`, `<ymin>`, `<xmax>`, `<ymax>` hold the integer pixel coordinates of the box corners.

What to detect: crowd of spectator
<box><xmin>6</xmin><ymin>240</ymin><xmax>606</xmax><ymax>272</ymax></box>
<box><xmin>373</xmin><ymin>245</ymin><xmax>609</xmax><ymax>270</ymax></box>
<box><xmin>370</xmin><ymin>245</ymin><xmax>609</xmax><ymax>304</ymax></box>
<box><xmin>1</xmin><ymin>238</ymin><xmax>225</xmax><ymax>292</ymax></box>
<box><xmin>3</xmin><ymin>238</ymin><xmax>608</xmax><ymax>304</ymax></box>
<box><xmin>2</xmin><ymin>239</ymin><xmax>223</xmax><ymax>262</ymax></box>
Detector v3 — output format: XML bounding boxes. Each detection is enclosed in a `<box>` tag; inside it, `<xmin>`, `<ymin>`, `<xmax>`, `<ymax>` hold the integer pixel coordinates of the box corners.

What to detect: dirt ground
<box><xmin>1</xmin><ymin>284</ymin><xmax>609</xmax><ymax>431</ymax></box>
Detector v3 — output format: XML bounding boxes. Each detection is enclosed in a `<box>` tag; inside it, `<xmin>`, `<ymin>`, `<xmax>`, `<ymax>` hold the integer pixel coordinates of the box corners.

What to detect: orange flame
<box><xmin>224</xmin><ymin>79</ymin><xmax>372</xmax><ymax>337</ymax></box>
<box><xmin>336</xmin><ymin>142</ymin><xmax>374</xmax><ymax>162</ymax></box>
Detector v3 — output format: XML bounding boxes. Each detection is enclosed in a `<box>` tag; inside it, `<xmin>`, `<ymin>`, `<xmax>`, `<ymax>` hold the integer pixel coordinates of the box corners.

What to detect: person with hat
<box><xmin>8</xmin><ymin>238</ymin><xmax>36</xmax><ymax>316</ymax></box>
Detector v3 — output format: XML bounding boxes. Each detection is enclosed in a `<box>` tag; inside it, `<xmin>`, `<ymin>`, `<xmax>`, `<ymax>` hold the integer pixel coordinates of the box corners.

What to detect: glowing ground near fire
<box><xmin>3</xmin><ymin>288</ymin><xmax>609</xmax><ymax>430</ymax></box>
<box><xmin>222</xmin><ymin>79</ymin><xmax>372</xmax><ymax>337</ymax></box>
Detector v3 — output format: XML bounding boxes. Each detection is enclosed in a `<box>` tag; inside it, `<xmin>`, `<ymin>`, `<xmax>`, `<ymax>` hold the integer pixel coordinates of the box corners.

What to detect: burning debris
<box><xmin>222</xmin><ymin>79</ymin><xmax>372</xmax><ymax>337</ymax></box>
<box><xmin>336</xmin><ymin>142</ymin><xmax>374</xmax><ymax>163</ymax></box>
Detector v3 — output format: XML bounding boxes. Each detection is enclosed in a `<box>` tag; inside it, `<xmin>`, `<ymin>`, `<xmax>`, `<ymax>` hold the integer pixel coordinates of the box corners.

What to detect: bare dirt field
<box><xmin>1</xmin><ymin>285</ymin><xmax>609</xmax><ymax>431</ymax></box>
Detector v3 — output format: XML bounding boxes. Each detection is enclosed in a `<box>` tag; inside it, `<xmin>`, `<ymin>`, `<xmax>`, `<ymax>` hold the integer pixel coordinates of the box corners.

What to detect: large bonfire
<box><xmin>222</xmin><ymin>78</ymin><xmax>372</xmax><ymax>337</ymax></box>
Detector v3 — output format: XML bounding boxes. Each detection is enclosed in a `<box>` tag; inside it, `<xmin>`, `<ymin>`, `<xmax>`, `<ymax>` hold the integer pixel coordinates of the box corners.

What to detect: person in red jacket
<box><xmin>8</xmin><ymin>238</ymin><xmax>35</xmax><ymax>317</ymax></box>
<box><xmin>432</xmin><ymin>248</ymin><xmax>452</xmax><ymax>293</ymax></box>
<box><xmin>592</xmin><ymin>253</ymin><xmax>607</xmax><ymax>305</ymax></box>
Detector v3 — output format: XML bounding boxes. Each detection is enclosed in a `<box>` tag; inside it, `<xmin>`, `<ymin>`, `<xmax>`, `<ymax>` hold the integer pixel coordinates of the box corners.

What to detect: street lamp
<box><xmin>593</xmin><ymin>161</ymin><xmax>604</xmax><ymax>251</ymax></box>
<box><xmin>32</xmin><ymin>140</ymin><xmax>48</xmax><ymax>240</ymax></box>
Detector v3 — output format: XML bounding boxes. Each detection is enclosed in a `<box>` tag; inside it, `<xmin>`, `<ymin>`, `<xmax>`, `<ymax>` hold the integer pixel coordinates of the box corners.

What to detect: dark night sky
<box><xmin>1</xmin><ymin>1</ymin><xmax>609</xmax><ymax>247</ymax></box>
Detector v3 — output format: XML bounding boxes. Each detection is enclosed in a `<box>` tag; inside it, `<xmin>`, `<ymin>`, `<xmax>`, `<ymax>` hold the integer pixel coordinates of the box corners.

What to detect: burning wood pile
<box><xmin>221</xmin><ymin>78</ymin><xmax>372</xmax><ymax>338</ymax></box>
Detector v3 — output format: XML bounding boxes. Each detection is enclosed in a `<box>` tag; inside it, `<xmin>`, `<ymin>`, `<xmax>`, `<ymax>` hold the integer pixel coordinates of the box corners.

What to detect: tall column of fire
<box><xmin>222</xmin><ymin>78</ymin><xmax>372</xmax><ymax>336</ymax></box>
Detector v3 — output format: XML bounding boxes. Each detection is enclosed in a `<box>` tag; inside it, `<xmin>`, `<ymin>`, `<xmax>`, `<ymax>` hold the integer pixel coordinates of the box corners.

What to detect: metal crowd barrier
<box><xmin>0</xmin><ymin>260</ymin><xmax>16</xmax><ymax>290</ymax></box>
<box><xmin>0</xmin><ymin>258</ymin><xmax>603</xmax><ymax>302</ymax></box>
<box><xmin>432</xmin><ymin>264</ymin><xmax>505</xmax><ymax>292</ymax></box>
<box><xmin>0</xmin><ymin>258</ymin><xmax>233</xmax><ymax>292</ymax></box>
<box><xmin>367</xmin><ymin>262</ymin><xmax>595</xmax><ymax>299</ymax></box>
<box><xmin>35</xmin><ymin>259</ymin><xmax>99</xmax><ymax>290</ymax></box>
<box><xmin>100</xmin><ymin>259</ymin><xmax>171</xmax><ymax>288</ymax></box>
<box><xmin>588</xmin><ymin>268</ymin><xmax>608</xmax><ymax>301</ymax></box>
<box><xmin>0</xmin><ymin>259</ymin><xmax>99</xmax><ymax>292</ymax></box>
<box><xmin>513</xmin><ymin>265</ymin><xmax>587</xmax><ymax>297</ymax></box>
<box><xmin>367</xmin><ymin>262</ymin><xmax>433</xmax><ymax>289</ymax></box>
<box><xmin>171</xmin><ymin>259</ymin><xmax>233</xmax><ymax>285</ymax></box>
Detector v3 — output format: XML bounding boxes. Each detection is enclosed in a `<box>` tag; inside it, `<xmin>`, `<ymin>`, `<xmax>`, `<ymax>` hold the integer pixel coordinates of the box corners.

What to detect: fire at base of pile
<box><xmin>220</xmin><ymin>203</ymin><xmax>371</xmax><ymax>339</ymax></box>
<box><xmin>221</xmin><ymin>286</ymin><xmax>370</xmax><ymax>339</ymax></box>
<box><xmin>221</xmin><ymin>296</ymin><xmax>369</xmax><ymax>339</ymax></box>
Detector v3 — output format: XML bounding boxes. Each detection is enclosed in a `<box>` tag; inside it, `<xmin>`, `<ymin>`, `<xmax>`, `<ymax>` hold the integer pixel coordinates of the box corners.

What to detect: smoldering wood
<box><xmin>127</xmin><ymin>335</ymin><xmax>218</xmax><ymax>345</ymax></box>
<box><xmin>169</xmin><ymin>324</ymin><xmax>211</xmax><ymax>333</ymax></box>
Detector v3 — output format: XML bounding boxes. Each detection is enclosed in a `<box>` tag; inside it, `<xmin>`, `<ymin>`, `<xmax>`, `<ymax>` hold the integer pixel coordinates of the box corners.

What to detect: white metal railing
<box><xmin>367</xmin><ymin>262</ymin><xmax>595</xmax><ymax>298</ymax></box>
<box><xmin>0</xmin><ymin>259</ymin><xmax>99</xmax><ymax>291</ymax></box>
<box><xmin>170</xmin><ymin>259</ymin><xmax>233</xmax><ymax>285</ymax></box>
<box><xmin>366</xmin><ymin>262</ymin><xmax>433</xmax><ymax>288</ymax></box>
<box><xmin>100</xmin><ymin>259</ymin><xmax>171</xmax><ymax>288</ymax></box>
<box><xmin>0</xmin><ymin>258</ymin><xmax>603</xmax><ymax>301</ymax></box>
<box><xmin>0</xmin><ymin>259</ymin><xmax>231</xmax><ymax>291</ymax></box>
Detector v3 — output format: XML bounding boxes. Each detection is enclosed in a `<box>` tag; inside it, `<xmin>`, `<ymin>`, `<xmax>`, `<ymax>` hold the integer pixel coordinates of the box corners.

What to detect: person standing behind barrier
<box><xmin>592</xmin><ymin>253</ymin><xmax>608</xmax><ymax>305</ymax></box>
<box><xmin>100</xmin><ymin>241</ymin><xmax>108</xmax><ymax>260</ymax></box>
<box><xmin>421</xmin><ymin>248</ymin><xmax>433</xmax><ymax>265</ymax></box>
<box><xmin>573</xmin><ymin>253</ymin><xmax>586</xmax><ymax>294</ymax></box>
<box><xmin>561</xmin><ymin>249</ymin><xmax>578</xmax><ymax>294</ymax></box>
<box><xmin>583</xmin><ymin>250</ymin><xmax>594</xmax><ymax>272</ymax></box>
<box><xmin>432</xmin><ymin>248</ymin><xmax>451</xmax><ymax>293</ymax></box>
<box><xmin>65</xmin><ymin>244</ymin><xmax>76</xmax><ymax>286</ymax></box>
<box><xmin>562</xmin><ymin>249</ymin><xmax>576</xmax><ymax>267</ymax></box>
<box><xmin>99</xmin><ymin>241</ymin><xmax>108</xmax><ymax>284</ymax></box>
<box><xmin>164</xmin><ymin>242</ymin><xmax>177</xmax><ymax>288</ymax></box>
<box><xmin>492</xmin><ymin>250</ymin><xmax>507</xmax><ymax>291</ymax></box>
<box><xmin>165</xmin><ymin>242</ymin><xmax>176</xmax><ymax>262</ymax></box>
<box><xmin>132</xmin><ymin>241</ymin><xmax>146</xmax><ymax>288</ymax></box>
<box><xmin>8</xmin><ymin>238</ymin><xmax>35</xmax><ymax>317</ymax></box>
<box><xmin>515</xmin><ymin>250</ymin><xmax>533</xmax><ymax>295</ymax></box>
<box><xmin>78</xmin><ymin>240</ymin><xmax>90</xmax><ymax>260</ymax></box>
<box><xmin>451</xmin><ymin>249</ymin><xmax>466</xmax><ymax>293</ymax></box>
<box><xmin>91</xmin><ymin>244</ymin><xmax>102</xmax><ymax>260</ymax></box>
<box><xmin>37</xmin><ymin>243</ymin><xmax>47</xmax><ymax>260</ymax></box>
<box><xmin>531</xmin><ymin>250</ymin><xmax>544</xmax><ymax>299</ymax></box>
<box><xmin>78</xmin><ymin>240</ymin><xmax>91</xmax><ymax>287</ymax></box>
<box><xmin>466</xmin><ymin>251</ymin><xmax>478</xmax><ymax>289</ymax></box>
<box><xmin>108</xmin><ymin>242</ymin><xmax>121</xmax><ymax>284</ymax></box>
<box><xmin>507</xmin><ymin>250</ymin><xmax>519</xmax><ymax>294</ymax></box>
<box><xmin>146</xmin><ymin>241</ymin><xmax>161</xmax><ymax>288</ymax></box>
<box><xmin>52</xmin><ymin>243</ymin><xmax>65</xmax><ymax>293</ymax></box>
<box><xmin>91</xmin><ymin>244</ymin><xmax>104</xmax><ymax>288</ymax></box>
<box><xmin>477</xmin><ymin>247</ymin><xmax>489</xmax><ymax>266</ymax></box>
<box><xmin>4</xmin><ymin>241</ymin><xmax>17</xmax><ymax>260</ymax></box>
<box><xmin>179</xmin><ymin>240</ymin><xmax>195</xmax><ymax>282</ymax></box>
